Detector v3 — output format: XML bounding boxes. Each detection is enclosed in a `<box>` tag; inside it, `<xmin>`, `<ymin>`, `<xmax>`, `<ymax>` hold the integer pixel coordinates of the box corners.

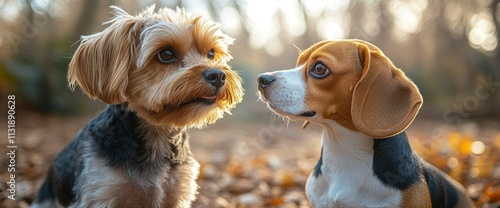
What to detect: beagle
<box><xmin>257</xmin><ymin>39</ymin><xmax>475</xmax><ymax>207</ymax></box>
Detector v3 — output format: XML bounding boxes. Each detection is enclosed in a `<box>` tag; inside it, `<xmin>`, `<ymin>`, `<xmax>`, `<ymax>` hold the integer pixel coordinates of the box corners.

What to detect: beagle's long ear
<box><xmin>68</xmin><ymin>6</ymin><xmax>144</xmax><ymax>104</ymax></box>
<box><xmin>351</xmin><ymin>43</ymin><xmax>423</xmax><ymax>138</ymax></box>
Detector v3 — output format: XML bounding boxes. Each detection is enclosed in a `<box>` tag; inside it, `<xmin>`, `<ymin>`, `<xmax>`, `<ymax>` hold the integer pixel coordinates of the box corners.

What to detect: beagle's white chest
<box><xmin>305</xmin><ymin>130</ymin><xmax>402</xmax><ymax>208</ymax></box>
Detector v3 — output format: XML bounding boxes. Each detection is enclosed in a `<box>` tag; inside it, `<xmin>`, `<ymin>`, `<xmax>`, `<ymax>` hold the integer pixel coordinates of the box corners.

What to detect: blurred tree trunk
<box><xmin>71</xmin><ymin>0</ymin><xmax>116</xmax><ymax>42</ymax></box>
<box><xmin>72</xmin><ymin>0</ymin><xmax>101</xmax><ymax>42</ymax></box>
<box><xmin>492</xmin><ymin>0</ymin><xmax>500</xmax><ymax>68</ymax></box>
<box><xmin>232</xmin><ymin>0</ymin><xmax>249</xmax><ymax>38</ymax></box>
<box><xmin>348</xmin><ymin>0</ymin><xmax>364</xmax><ymax>40</ymax></box>
<box><xmin>373</xmin><ymin>0</ymin><xmax>392</xmax><ymax>47</ymax></box>
<box><xmin>18</xmin><ymin>0</ymin><xmax>52</xmax><ymax>111</ymax></box>
<box><xmin>206</xmin><ymin>0</ymin><xmax>218</xmax><ymax>21</ymax></box>
<box><xmin>490</xmin><ymin>0</ymin><xmax>500</xmax><ymax>116</ymax></box>
<box><xmin>297</xmin><ymin>0</ymin><xmax>319</xmax><ymax>48</ymax></box>
<box><xmin>19</xmin><ymin>0</ymin><xmax>36</xmax><ymax>61</ymax></box>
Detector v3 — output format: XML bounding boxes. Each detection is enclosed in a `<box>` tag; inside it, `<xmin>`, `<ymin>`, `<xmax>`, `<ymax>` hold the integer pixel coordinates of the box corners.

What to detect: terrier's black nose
<box><xmin>258</xmin><ymin>74</ymin><xmax>275</xmax><ymax>89</ymax></box>
<box><xmin>203</xmin><ymin>69</ymin><xmax>226</xmax><ymax>89</ymax></box>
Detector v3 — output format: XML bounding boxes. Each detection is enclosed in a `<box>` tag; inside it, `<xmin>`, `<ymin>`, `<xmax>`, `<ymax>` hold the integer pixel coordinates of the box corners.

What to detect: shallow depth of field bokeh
<box><xmin>1</xmin><ymin>0</ymin><xmax>499</xmax><ymax>207</ymax></box>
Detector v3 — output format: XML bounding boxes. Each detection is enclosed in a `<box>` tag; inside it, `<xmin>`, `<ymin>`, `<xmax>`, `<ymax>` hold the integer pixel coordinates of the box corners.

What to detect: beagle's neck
<box><xmin>322</xmin><ymin>121</ymin><xmax>372</xmax><ymax>150</ymax></box>
<box><xmin>317</xmin><ymin>121</ymin><xmax>421</xmax><ymax>190</ymax></box>
<box><xmin>319</xmin><ymin>121</ymin><xmax>374</xmax><ymax>172</ymax></box>
<box><xmin>307</xmin><ymin>121</ymin><xmax>404</xmax><ymax>207</ymax></box>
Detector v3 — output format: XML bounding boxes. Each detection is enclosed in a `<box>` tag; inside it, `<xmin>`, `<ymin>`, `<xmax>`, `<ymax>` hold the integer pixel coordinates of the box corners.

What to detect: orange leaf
<box><xmin>448</xmin><ymin>131</ymin><xmax>462</xmax><ymax>150</ymax></box>
<box><xmin>459</xmin><ymin>139</ymin><xmax>473</xmax><ymax>156</ymax></box>
<box><xmin>265</xmin><ymin>197</ymin><xmax>285</xmax><ymax>206</ymax></box>
<box><xmin>487</xmin><ymin>187</ymin><xmax>500</xmax><ymax>203</ymax></box>
<box><xmin>429</xmin><ymin>155</ymin><xmax>448</xmax><ymax>169</ymax></box>
<box><xmin>448</xmin><ymin>131</ymin><xmax>476</xmax><ymax>156</ymax></box>
<box><xmin>274</xmin><ymin>170</ymin><xmax>296</xmax><ymax>188</ymax></box>
<box><xmin>226</xmin><ymin>162</ymin><xmax>243</xmax><ymax>176</ymax></box>
<box><xmin>472</xmin><ymin>153</ymin><xmax>495</xmax><ymax>178</ymax></box>
<box><xmin>493</xmin><ymin>134</ymin><xmax>500</xmax><ymax>149</ymax></box>
<box><xmin>250</xmin><ymin>156</ymin><xmax>268</xmax><ymax>168</ymax></box>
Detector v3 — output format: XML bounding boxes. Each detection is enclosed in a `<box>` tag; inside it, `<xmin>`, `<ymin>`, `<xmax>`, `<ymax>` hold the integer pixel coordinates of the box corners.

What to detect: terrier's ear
<box><xmin>351</xmin><ymin>43</ymin><xmax>423</xmax><ymax>138</ymax></box>
<box><xmin>68</xmin><ymin>6</ymin><xmax>142</xmax><ymax>104</ymax></box>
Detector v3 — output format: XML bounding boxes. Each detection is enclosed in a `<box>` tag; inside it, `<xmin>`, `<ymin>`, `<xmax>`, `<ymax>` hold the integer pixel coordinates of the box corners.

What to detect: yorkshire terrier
<box><xmin>32</xmin><ymin>5</ymin><xmax>243</xmax><ymax>208</ymax></box>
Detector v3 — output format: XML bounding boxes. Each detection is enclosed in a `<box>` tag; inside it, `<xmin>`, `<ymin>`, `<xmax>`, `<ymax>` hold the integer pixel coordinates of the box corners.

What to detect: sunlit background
<box><xmin>1</xmin><ymin>1</ymin><xmax>500</xmax><ymax>207</ymax></box>
<box><xmin>1</xmin><ymin>0</ymin><xmax>499</xmax><ymax>120</ymax></box>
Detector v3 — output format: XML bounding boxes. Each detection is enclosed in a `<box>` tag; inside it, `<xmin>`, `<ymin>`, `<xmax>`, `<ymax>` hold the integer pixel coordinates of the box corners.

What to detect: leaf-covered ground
<box><xmin>1</xmin><ymin>112</ymin><xmax>499</xmax><ymax>207</ymax></box>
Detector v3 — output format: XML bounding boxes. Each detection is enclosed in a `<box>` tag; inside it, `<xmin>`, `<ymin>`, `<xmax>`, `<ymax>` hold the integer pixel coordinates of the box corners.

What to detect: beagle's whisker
<box><xmin>335</xmin><ymin>110</ymin><xmax>350</xmax><ymax>121</ymax></box>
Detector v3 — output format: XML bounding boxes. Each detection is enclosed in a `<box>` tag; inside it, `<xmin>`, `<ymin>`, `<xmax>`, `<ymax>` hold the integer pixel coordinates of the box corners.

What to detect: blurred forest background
<box><xmin>1</xmin><ymin>0</ymin><xmax>500</xmax><ymax>207</ymax></box>
<box><xmin>0</xmin><ymin>0</ymin><xmax>499</xmax><ymax>120</ymax></box>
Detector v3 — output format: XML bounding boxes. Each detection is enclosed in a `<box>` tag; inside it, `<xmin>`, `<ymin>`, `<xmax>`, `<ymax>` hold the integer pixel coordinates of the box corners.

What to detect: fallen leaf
<box><xmin>265</xmin><ymin>196</ymin><xmax>285</xmax><ymax>206</ymax></box>
<box><xmin>274</xmin><ymin>169</ymin><xmax>296</xmax><ymax>188</ymax></box>
<box><xmin>486</xmin><ymin>186</ymin><xmax>500</xmax><ymax>203</ymax></box>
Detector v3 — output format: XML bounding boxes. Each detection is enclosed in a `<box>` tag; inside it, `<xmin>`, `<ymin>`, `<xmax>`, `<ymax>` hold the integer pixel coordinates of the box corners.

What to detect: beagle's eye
<box><xmin>309</xmin><ymin>62</ymin><xmax>330</xmax><ymax>79</ymax></box>
<box><xmin>157</xmin><ymin>48</ymin><xmax>178</xmax><ymax>64</ymax></box>
<box><xmin>207</xmin><ymin>49</ymin><xmax>215</xmax><ymax>60</ymax></box>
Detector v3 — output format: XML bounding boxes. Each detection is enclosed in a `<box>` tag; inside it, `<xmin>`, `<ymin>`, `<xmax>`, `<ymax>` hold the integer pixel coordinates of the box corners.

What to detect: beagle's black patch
<box><xmin>372</xmin><ymin>132</ymin><xmax>421</xmax><ymax>190</ymax></box>
<box><xmin>313</xmin><ymin>147</ymin><xmax>323</xmax><ymax>177</ymax></box>
<box><xmin>424</xmin><ymin>166</ymin><xmax>459</xmax><ymax>208</ymax></box>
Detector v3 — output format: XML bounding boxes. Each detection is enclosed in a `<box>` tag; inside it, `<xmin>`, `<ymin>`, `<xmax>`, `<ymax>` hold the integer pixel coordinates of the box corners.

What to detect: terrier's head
<box><xmin>68</xmin><ymin>5</ymin><xmax>244</xmax><ymax>128</ymax></box>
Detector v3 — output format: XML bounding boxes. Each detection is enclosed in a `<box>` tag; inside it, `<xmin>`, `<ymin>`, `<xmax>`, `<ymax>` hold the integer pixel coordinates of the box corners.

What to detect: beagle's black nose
<box><xmin>203</xmin><ymin>69</ymin><xmax>226</xmax><ymax>89</ymax></box>
<box><xmin>258</xmin><ymin>74</ymin><xmax>275</xmax><ymax>89</ymax></box>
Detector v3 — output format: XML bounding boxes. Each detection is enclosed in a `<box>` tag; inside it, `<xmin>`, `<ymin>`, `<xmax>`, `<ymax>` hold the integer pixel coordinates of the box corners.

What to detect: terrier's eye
<box><xmin>309</xmin><ymin>62</ymin><xmax>331</xmax><ymax>79</ymax></box>
<box><xmin>157</xmin><ymin>48</ymin><xmax>178</xmax><ymax>64</ymax></box>
<box><xmin>207</xmin><ymin>49</ymin><xmax>215</xmax><ymax>60</ymax></box>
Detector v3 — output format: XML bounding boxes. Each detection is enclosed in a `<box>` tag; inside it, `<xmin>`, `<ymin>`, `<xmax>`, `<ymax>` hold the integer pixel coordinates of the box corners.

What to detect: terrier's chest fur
<box><xmin>34</xmin><ymin>105</ymin><xmax>199</xmax><ymax>207</ymax></box>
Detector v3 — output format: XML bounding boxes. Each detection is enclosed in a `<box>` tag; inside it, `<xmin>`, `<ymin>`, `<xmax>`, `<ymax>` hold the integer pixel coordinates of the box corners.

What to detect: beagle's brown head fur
<box><xmin>258</xmin><ymin>39</ymin><xmax>422</xmax><ymax>138</ymax></box>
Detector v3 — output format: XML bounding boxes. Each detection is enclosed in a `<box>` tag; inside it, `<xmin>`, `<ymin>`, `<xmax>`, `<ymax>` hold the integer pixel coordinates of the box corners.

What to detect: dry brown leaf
<box><xmin>472</xmin><ymin>152</ymin><xmax>496</xmax><ymax>178</ymax></box>
<box><xmin>486</xmin><ymin>186</ymin><xmax>500</xmax><ymax>203</ymax></box>
<box><xmin>265</xmin><ymin>196</ymin><xmax>285</xmax><ymax>206</ymax></box>
<box><xmin>429</xmin><ymin>155</ymin><xmax>449</xmax><ymax>169</ymax></box>
<box><xmin>250</xmin><ymin>156</ymin><xmax>268</xmax><ymax>168</ymax></box>
<box><xmin>494</xmin><ymin>134</ymin><xmax>500</xmax><ymax>149</ymax></box>
<box><xmin>226</xmin><ymin>178</ymin><xmax>255</xmax><ymax>194</ymax></box>
<box><xmin>226</xmin><ymin>162</ymin><xmax>243</xmax><ymax>176</ymax></box>
<box><xmin>274</xmin><ymin>170</ymin><xmax>296</xmax><ymax>188</ymax></box>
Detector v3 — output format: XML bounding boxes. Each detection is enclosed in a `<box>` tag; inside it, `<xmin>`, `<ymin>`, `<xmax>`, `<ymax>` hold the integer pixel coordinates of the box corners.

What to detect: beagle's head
<box><xmin>257</xmin><ymin>39</ymin><xmax>422</xmax><ymax>138</ymax></box>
